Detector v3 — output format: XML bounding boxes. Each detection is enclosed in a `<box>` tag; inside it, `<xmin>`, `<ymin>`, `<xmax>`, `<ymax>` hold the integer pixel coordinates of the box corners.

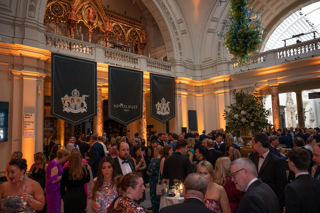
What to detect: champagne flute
<box><xmin>21</xmin><ymin>186</ymin><xmax>27</xmax><ymax>208</ymax></box>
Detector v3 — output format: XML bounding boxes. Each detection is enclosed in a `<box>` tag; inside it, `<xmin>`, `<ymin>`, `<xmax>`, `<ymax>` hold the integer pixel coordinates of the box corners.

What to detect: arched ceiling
<box><xmin>263</xmin><ymin>1</ymin><xmax>320</xmax><ymax>51</ymax></box>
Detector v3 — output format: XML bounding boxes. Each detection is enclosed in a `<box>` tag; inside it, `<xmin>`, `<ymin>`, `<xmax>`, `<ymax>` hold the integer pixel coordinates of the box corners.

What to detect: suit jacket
<box><xmin>285</xmin><ymin>174</ymin><xmax>320</xmax><ymax>213</ymax></box>
<box><xmin>160</xmin><ymin>198</ymin><xmax>215</xmax><ymax>213</ymax></box>
<box><xmin>88</xmin><ymin>142</ymin><xmax>105</xmax><ymax>178</ymax></box>
<box><xmin>279</xmin><ymin>135</ymin><xmax>293</xmax><ymax>148</ymax></box>
<box><xmin>206</xmin><ymin>148</ymin><xmax>223</xmax><ymax>168</ymax></box>
<box><xmin>236</xmin><ymin>179</ymin><xmax>279</xmax><ymax>213</ymax></box>
<box><xmin>313</xmin><ymin>134</ymin><xmax>320</xmax><ymax>143</ymax></box>
<box><xmin>113</xmin><ymin>157</ymin><xmax>135</xmax><ymax>176</ymax></box>
<box><xmin>250</xmin><ymin>152</ymin><xmax>287</xmax><ymax>211</ymax></box>
<box><xmin>78</xmin><ymin>142</ymin><xmax>90</xmax><ymax>159</ymax></box>
<box><xmin>162</xmin><ymin>152</ymin><xmax>192</xmax><ymax>186</ymax></box>
<box><xmin>214</xmin><ymin>142</ymin><xmax>226</xmax><ymax>154</ymax></box>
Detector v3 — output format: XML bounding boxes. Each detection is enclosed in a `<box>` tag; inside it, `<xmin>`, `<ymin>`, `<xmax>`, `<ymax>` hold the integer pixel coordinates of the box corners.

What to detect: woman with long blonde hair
<box><xmin>60</xmin><ymin>151</ymin><xmax>90</xmax><ymax>213</ymax></box>
<box><xmin>197</xmin><ymin>160</ymin><xmax>231</xmax><ymax>213</ymax></box>
<box><xmin>213</xmin><ymin>157</ymin><xmax>243</xmax><ymax>213</ymax></box>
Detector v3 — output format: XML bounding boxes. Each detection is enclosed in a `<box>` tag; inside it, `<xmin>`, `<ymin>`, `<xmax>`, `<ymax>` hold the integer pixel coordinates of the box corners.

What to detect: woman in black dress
<box><xmin>60</xmin><ymin>150</ymin><xmax>90</xmax><ymax>213</ymax></box>
<box><xmin>29</xmin><ymin>152</ymin><xmax>47</xmax><ymax>190</ymax></box>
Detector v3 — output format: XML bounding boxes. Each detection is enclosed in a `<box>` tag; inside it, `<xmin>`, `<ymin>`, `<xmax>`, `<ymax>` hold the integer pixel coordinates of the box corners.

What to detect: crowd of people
<box><xmin>1</xmin><ymin>127</ymin><xmax>320</xmax><ymax>213</ymax></box>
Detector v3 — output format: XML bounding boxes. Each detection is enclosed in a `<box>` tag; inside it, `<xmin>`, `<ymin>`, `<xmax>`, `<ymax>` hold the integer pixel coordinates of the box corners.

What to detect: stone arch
<box><xmin>24</xmin><ymin>0</ymin><xmax>180</xmax><ymax>62</ymax></box>
<box><xmin>260</xmin><ymin>0</ymin><xmax>319</xmax><ymax>51</ymax></box>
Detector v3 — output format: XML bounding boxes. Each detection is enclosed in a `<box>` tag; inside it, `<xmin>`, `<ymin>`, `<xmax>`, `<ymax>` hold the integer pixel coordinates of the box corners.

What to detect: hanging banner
<box><xmin>108</xmin><ymin>66</ymin><xmax>143</xmax><ymax>125</ymax></box>
<box><xmin>51</xmin><ymin>53</ymin><xmax>97</xmax><ymax>125</ymax></box>
<box><xmin>150</xmin><ymin>74</ymin><xmax>175</xmax><ymax>123</ymax></box>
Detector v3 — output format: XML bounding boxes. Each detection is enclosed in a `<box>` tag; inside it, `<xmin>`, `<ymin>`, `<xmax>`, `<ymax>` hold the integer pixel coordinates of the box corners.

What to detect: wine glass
<box><xmin>21</xmin><ymin>186</ymin><xmax>27</xmax><ymax>208</ymax></box>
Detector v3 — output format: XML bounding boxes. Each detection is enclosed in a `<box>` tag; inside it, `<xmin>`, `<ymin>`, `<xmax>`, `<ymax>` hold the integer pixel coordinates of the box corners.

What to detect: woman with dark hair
<box><xmin>60</xmin><ymin>151</ymin><xmax>90</xmax><ymax>213</ymax></box>
<box><xmin>194</xmin><ymin>145</ymin><xmax>208</xmax><ymax>172</ymax></box>
<box><xmin>29</xmin><ymin>152</ymin><xmax>48</xmax><ymax>190</ymax></box>
<box><xmin>147</xmin><ymin>146</ymin><xmax>163</xmax><ymax>213</ymax></box>
<box><xmin>5</xmin><ymin>151</ymin><xmax>23</xmax><ymax>180</ymax></box>
<box><xmin>49</xmin><ymin>144</ymin><xmax>60</xmax><ymax>162</ymax></box>
<box><xmin>107</xmin><ymin>172</ymin><xmax>147</xmax><ymax>213</ymax></box>
<box><xmin>46</xmin><ymin>149</ymin><xmax>70</xmax><ymax>213</ymax></box>
<box><xmin>159</xmin><ymin>145</ymin><xmax>173</xmax><ymax>175</ymax></box>
<box><xmin>1</xmin><ymin>158</ymin><xmax>45</xmax><ymax>212</ymax></box>
<box><xmin>88</xmin><ymin>156</ymin><xmax>118</xmax><ymax>213</ymax></box>
<box><xmin>131</xmin><ymin>145</ymin><xmax>146</xmax><ymax>174</ymax></box>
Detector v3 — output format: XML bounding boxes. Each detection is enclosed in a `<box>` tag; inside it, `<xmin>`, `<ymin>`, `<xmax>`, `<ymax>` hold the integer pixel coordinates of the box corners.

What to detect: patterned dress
<box><xmin>107</xmin><ymin>197</ymin><xmax>147</xmax><ymax>213</ymax></box>
<box><xmin>46</xmin><ymin>159</ymin><xmax>63</xmax><ymax>213</ymax></box>
<box><xmin>204</xmin><ymin>199</ymin><xmax>222</xmax><ymax>213</ymax></box>
<box><xmin>148</xmin><ymin>157</ymin><xmax>161</xmax><ymax>213</ymax></box>
<box><xmin>1</xmin><ymin>195</ymin><xmax>35</xmax><ymax>213</ymax></box>
<box><xmin>88</xmin><ymin>178</ymin><xmax>118</xmax><ymax>213</ymax></box>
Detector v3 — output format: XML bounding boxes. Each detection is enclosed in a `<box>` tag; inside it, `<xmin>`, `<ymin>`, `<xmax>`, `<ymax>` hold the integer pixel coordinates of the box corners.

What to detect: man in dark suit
<box><xmin>162</xmin><ymin>140</ymin><xmax>192</xmax><ymax>186</ymax></box>
<box><xmin>250</xmin><ymin>133</ymin><xmax>287</xmax><ymax>211</ymax></box>
<box><xmin>230</xmin><ymin>158</ymin><xmax>279</xmax><ymax>213</ymax></box>
<box><xmin>88</xmin><ymin>134</ymin><xmax>105</xmax><ymax>178</ymax></box>
<box><xmin>199</xmin><ymin>130</ymin><xmax>207</xmax><ymax>142</ymax></box>
<box><xmin>160</xmin><ymin>173</ymin><xmax>214</xmax><ymax>213</ymax></box>
<box><xmin>113</xmin><ymin>142</ymin><xmax>135</xmax><ymax>176</ymax></box>
<box><xmin>206</xmin><ymin>139</ymin><xmax>223</xmax><ymax>169</ymax></box>
<box><xmin>268</xmin><ymin>135</ymin><xmax>286</xmax><ymax>160</ymax></box>
<box><xmin>288</xmin><ymin>137</ymin><xmax>314</xmax><ymax>182</ymax></box>
<box><xmin>78</xmin><ymin>136</ymin><xmax>90</xmax><ymax>159</ymax></box>
<box><xmin>214</xmin><ymin>133</ymin><xmax>225</xmax><ymax>154</ymax></box>
<box><xmin>313</xmin><ymin>128</ymin><xmax>320</xmax><ymax>142</ymax></box>
<box><xmin>285</xmin><ymin>148</ymin><xmax>320</xmax><ymax>212</ymax></box>
<box><xmin>313</xmin><ymin>143</ymin><xmax>320</xmax><ymax>180</ymax></box>
<box><xmin>279</xmin><ymin>130</ymin><xmax>293</xmax><ymax>148</ymax></box>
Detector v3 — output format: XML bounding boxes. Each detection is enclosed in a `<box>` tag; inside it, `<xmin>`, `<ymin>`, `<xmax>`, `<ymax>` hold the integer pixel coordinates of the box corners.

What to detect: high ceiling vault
<box><xmin>263</xmin><ymin>1</ymin><xmax>320</xmax><ymax>51</ymax></box>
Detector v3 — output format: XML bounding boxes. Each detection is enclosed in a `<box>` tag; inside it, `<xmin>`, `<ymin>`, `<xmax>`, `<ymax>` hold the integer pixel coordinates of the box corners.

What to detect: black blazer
<box><xmin>206</xmin><ymin>148</ymin><xmax>223</xmax><ymax>168</ymax></box>
<box><xmin>214</xmin><ymin>142</ymin><xmax>226</xmax><ymax>154</ymax></box>
<box><xmin>250</xmin><ymin>151</ymin><xmax>287</xmax><ymax>211</ymax></box>
<box><xmin>113</xmin><ymin>157</ymin><xmax>135</xmax><ymax>176</ymax></box>
<box><xmin>160</xmin><ymin>198</ymin><xmax>215</xmax><ymax>213</ymax></box>
<box><xmin>236</xmin><ymin>179</ymin><xmax>279</xmax><ymax>213</ymax></box>
<box><xmin>88</xmin><ymin>142</ymin><xmax>105</xmax><ymax>178</ymax></box>
<box><xmin>285</xmin><ymin>174</ymin><xmax>320</xmax><ymax>213</ymax></box>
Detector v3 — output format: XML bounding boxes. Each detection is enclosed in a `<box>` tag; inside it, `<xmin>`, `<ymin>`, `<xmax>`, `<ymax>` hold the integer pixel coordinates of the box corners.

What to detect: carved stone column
<box><xmin>93</xmin><ymin>87</ymin><xmax>103</xmax><ymax>136</ymax></box>
<box><xmin>57</xmin><ymin>119</ymin><xmax>65</xmax><ymax>147</ymax></box>
<box><xmin>271</xmin><ymin>86</ymin><xmax>280</xmax><ymax>130</ymax></box>
<box><xmin>295</xmin><ymin>90</ymin><xmax>305</xmax><ymax>128</ymax></box>
<box><xmin>140</xmin><ymin>90</ymin><xmax>147</xmax><ymax>142</ymax></box>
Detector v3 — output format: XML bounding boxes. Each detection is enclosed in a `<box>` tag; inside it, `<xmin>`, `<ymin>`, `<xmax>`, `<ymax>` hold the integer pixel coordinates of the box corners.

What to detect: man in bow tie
<box><xmin>249</xmin><ymin>133</ymin><xmax>287</xmax><ymax>212</ymax></box>
<box><xmin>113</xmin><ymin>142</ymin><xmax>135</xmax><ymax>176</ymax></box>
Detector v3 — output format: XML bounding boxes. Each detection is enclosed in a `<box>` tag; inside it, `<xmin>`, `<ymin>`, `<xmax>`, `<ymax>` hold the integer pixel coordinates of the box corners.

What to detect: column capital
<box><xmin>268</xmin><ymin>79</ymin><xmax>279</xmax><ymax>88</ymax></box>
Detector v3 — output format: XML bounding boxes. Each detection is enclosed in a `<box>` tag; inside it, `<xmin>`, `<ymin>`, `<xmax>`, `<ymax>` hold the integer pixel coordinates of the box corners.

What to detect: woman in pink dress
<box><xmin>197</xmin><ymin>160</ymin><xmax>231</xmax><ymax>213</ymax></box>
<box><xmin>213</xmin><ymin>157</ymin><xmax>243</xmax><ymax>213</ymax></box>
<box><xmin>46</xmin><ymin>149</ymin><xmax>70</xmax><ymax>213</ymax></box>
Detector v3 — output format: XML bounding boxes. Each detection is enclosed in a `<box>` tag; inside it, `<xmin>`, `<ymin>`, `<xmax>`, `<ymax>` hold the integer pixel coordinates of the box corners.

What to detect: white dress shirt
<box><xmin>117</xmin><ymin>156</ymin><xmax>132</xmax><ymax>176</ymax></box>
<box><xmin>258</xmin><ymin>150</ymin><xmax>269</xmax><ymax>172</ymax></box>
<box><xmin>245</xmin><ymin>177</ymin><xmax>258</xmax><ymax>191</ymax></box>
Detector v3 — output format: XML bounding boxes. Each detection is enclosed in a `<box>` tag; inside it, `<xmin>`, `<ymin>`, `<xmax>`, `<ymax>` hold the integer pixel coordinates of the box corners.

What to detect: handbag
<box><xmin>156</xmin><ymin>164</ymin><xmax>163</xmax><ymax>195</ymax></box>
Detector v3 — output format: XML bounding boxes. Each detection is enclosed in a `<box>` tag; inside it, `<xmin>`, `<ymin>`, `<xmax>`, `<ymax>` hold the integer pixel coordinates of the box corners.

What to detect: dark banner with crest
<box><xmin>51</xmin><ymin>53</ymin><xmax>97</xmax><ymax>125</ymax></box>
<box><xmin>108</xmin><ymin>66</ymin><xmax>143</xmax><ymax>125</ymax></box>
<box><xmin>150</xmin><ymin>74</ymin><xmax>175</xmax><ymax>123</ymax></box>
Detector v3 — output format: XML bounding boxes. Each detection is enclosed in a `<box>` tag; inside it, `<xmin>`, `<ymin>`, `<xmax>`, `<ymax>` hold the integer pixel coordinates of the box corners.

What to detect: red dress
<box><xmin>224</xmin><ymin>177</ymin><xmax>244</xmax><ymax>213</ymax></box>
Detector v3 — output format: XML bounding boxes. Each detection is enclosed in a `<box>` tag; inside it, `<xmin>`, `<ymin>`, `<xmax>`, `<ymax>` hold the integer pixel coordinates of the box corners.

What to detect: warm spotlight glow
<box><xmin>192</xmin><ymin>0</ymin><xmax>200</xmax><ymax>21</ymax></box>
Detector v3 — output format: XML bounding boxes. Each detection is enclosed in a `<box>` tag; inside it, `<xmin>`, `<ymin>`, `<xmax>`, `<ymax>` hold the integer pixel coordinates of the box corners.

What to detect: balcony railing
<box><xmin>231</xmin><ymin>37</ymin><xmax>320</xmax><ymax>70</ymax></box>
<box><xmin>45</xmin><ymin>32</ymin><xmax>172</xmax><ymax>75</ymax></box>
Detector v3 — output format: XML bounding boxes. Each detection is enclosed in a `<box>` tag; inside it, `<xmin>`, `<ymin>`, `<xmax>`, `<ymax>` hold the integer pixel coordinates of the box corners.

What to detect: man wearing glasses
<box><xmin>230</xmin><ymin>158</ymin><xmax>279</xmax><ymax>213</ymax></box>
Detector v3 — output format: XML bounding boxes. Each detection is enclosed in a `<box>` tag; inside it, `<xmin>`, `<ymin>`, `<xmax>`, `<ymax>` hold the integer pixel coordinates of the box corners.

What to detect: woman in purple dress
<box><xmin>46</xmin><ymin>149</ymin><xmax>70</xmax><ymax>213</ymax></box>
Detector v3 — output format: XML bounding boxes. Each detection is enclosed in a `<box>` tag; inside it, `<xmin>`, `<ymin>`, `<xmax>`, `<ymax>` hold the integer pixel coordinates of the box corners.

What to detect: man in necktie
<box><xmin>249</xmin><ymin>133</ymin><xmax>287</xmax><ymax>212</ymax></box>
<box><xmin>113</xmin><ymin>142</ymin><xmax>135</xmax><ymax>176</ymax></box>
